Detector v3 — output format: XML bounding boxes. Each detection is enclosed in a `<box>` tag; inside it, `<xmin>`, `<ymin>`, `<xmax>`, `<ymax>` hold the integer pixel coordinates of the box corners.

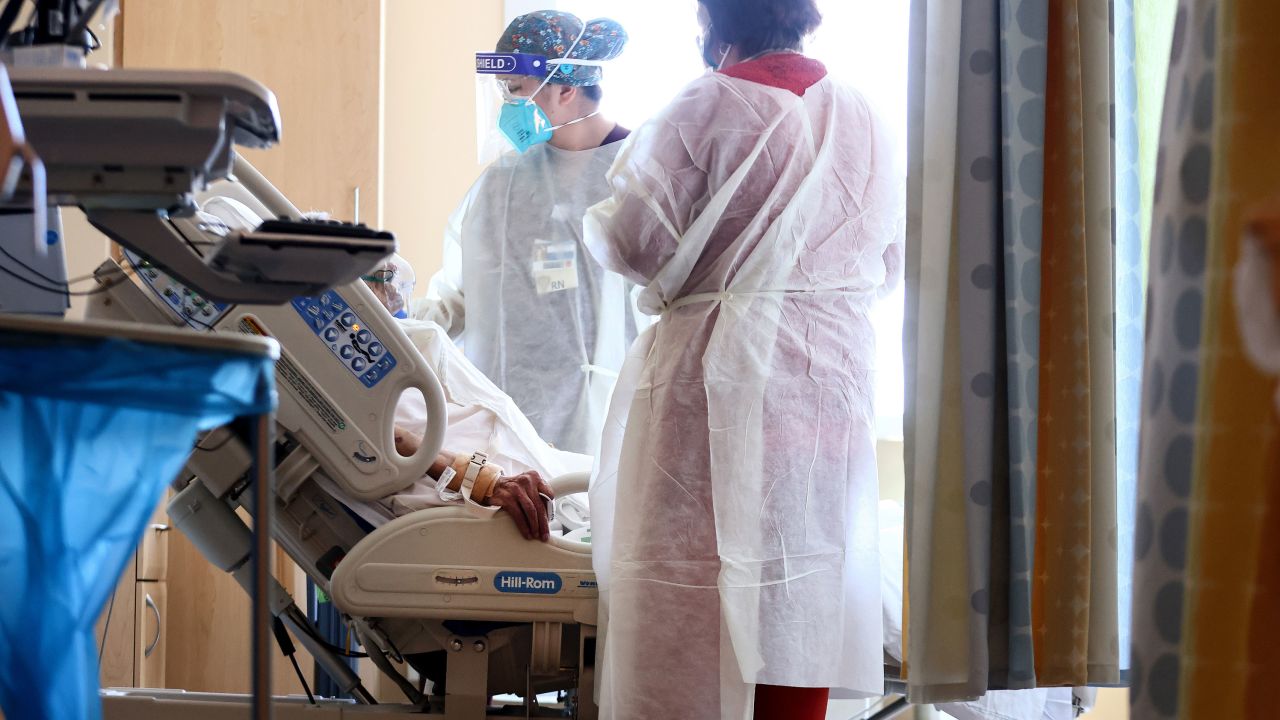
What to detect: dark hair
<box><xmin>581</xmin><ymin>84</ymin><xmax>603</xmax><ymax>103</ymax></box>
<box><xmin>699</xmin><ymin>0</ymin><xmax>822</xmax><ymax>58</ymax></box>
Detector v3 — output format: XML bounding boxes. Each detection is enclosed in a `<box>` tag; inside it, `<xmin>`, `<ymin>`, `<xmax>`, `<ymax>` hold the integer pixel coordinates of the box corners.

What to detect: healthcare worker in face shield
<box><xmin>415</xmin><ymin>11</ymin><xmax>635</xmax><ymax>456</ymax></box>
<box><xmin>583</xmin><ymin>0</ymin><xmax>904</xmax><ymax>718</ymax></box>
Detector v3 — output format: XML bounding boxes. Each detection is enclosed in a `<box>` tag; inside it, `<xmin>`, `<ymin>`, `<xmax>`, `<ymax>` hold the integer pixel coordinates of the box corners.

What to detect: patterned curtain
<box><xmin>904</xmin><ymin>0</ymin><xmax>1135</xmax><ymax>701</ymax></box>
<box><xmin>1130</xmin><ymin>0</ymin><xmax>1280</xmax><ymax>717</ymax></box>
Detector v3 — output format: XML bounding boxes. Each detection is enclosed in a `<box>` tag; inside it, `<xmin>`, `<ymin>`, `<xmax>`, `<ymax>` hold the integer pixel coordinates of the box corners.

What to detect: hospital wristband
<box><xmin>473</xmin><ymin>464</ymin><xmax>504</xmax><ymax>501</ymax></box>
<box><xmin>444</xmin><ymin>453</ymin><xmax>502</xmax><ymax>504</ymax></box>
<box><xmin>446</xmin><ymin>455</ymin><xmax>472</xmax><ymax>494</ymax></box>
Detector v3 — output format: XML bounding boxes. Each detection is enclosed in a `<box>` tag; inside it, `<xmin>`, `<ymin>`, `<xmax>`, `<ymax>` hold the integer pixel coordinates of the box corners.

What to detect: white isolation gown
<box><xmin>583</xmin><ymin>61</ymin><xmax>903</xmax><ymax>719</ymax></box>
<box><xmin>416</xmin><ymin>141</ymin><xmax>637</xmax><ymax>456</ymax></box>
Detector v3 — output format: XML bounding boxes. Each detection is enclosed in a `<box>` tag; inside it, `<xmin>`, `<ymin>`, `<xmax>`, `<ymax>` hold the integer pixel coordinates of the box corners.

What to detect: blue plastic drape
<box><xmin>0</xmin><ymin>330</ymin><xmax>275</xmax><ymax>720</ymax></box>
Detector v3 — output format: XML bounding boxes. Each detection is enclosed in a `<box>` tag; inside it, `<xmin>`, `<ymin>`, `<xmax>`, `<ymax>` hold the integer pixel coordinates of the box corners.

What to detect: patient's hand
<box><xmin>489</xmin><ymin>471</ymin><xmax>555</xmax><ymax>542</ymax></box>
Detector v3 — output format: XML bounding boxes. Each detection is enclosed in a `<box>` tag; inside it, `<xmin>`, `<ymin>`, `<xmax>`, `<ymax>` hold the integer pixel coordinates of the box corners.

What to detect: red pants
<box><xmin>754</xmin><ymin>684</ymin><xmax>830</xmax><ymax>720</ymax></box>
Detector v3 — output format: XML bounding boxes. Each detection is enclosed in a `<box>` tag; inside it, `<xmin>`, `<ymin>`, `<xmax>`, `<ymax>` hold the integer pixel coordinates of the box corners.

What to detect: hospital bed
<box><xmin>86</xmin><ymin>160</ymin><xmax>601</xmax><ymax>719</ymax></box>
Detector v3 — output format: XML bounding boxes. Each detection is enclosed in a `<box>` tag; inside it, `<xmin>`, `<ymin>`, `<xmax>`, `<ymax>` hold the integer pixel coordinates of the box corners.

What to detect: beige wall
<box><xmin>1084</xmin><ymin>689</ymin><xmax>1129</xmax><ymax>719</ymax></box>
<box><xmin>382</xmin><ymin>0</ymin><xmax>504</xmax><ymax>283</ymax></box>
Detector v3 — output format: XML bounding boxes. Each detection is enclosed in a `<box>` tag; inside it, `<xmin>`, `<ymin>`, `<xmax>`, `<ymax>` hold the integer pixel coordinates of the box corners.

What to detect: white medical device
<box><xmin>1</xmin><ymin>65</ymin><xmax>396</xmax><ymax>308</ymax></box>
<box><xmin>87</xmin><ymin>165</ymin><xmax>601</xmax><ymax>719</ymax></box>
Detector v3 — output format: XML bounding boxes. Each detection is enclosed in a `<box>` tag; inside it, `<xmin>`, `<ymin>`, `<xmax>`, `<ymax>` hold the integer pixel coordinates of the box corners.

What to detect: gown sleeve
<box><xmin>583</xmin><ymin>83</ymin><xmax>714</xmax><ymax>286</ymax></box>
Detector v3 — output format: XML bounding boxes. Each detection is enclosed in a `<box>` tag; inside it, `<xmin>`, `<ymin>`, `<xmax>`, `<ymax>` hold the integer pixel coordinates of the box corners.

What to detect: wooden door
<box><xmin>118</xmin><ymin>0</ymin><xmax>382</xmax><ymax>223</ymax></box>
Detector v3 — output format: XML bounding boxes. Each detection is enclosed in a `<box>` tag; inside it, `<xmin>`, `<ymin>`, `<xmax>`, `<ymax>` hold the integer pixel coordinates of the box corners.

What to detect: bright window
<box><xmin>506</xmin><ymin>0</ymin><xmax>910</xmax><ymax>439</ymax></box>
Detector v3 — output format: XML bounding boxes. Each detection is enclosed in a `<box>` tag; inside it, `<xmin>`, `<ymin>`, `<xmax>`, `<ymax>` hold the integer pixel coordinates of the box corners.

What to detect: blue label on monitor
<box><xmin>494</xmin><ymin>572</ymin><xmax>563</xmax><ymax>595</ymax></box>
<box><xmin>291</xmin><ymin>291</ymin><xmax>397</xmax><ymax>389</ymax></box>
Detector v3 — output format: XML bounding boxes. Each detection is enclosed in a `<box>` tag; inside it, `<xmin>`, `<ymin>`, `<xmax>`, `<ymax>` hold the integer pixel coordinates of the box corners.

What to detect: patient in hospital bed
<box><xmin>196</xmin><ymin>197</ymin><xmax>581</xmax><ymax>541</ymax></box>
<box><xmin>336</xmin><ymin>257</ymin><xmax>592</xmax><ymax>542</ymax></box>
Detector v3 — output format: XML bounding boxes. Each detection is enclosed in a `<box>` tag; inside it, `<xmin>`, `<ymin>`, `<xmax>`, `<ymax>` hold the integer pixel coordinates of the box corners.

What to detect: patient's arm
<box><xmin>394</xmin><ymin>426</ymin><xmax>554</xmax><ymax>541</ymax></box>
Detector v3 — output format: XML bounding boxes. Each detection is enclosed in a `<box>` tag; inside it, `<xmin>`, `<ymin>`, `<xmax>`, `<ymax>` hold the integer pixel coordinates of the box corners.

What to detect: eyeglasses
<box><xmin>495</xmin><ymin>78</ymin><xmax>536</xmax><ymax>104</ymax></box>
<box><xmin>361</xmin><ymin>268</ymin><xmax>396</xmax><ymax>284</ymax></box>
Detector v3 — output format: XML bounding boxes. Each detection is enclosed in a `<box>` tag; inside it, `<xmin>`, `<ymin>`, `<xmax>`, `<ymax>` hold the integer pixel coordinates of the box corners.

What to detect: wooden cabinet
<box><xmin>94</xmin><ymin>503</ymin><xmax>169</xmax><ymax>690</ymax></box>
<box><xmin>135</xmin><ymin>580</ymin><xmax>167</xmax><ymax>688</ymax></box>
<box><xmin>95</xmin><ymin>555</ymin><xmax>137</xmax><ymax>688</ymax></box>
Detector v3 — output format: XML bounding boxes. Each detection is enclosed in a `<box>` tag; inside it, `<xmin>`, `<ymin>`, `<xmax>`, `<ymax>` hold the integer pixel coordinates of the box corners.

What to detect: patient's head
<box><xmin>363</xmin><ymin>253</ymin><xmax>416</xmax><ymax>318</ymax></box>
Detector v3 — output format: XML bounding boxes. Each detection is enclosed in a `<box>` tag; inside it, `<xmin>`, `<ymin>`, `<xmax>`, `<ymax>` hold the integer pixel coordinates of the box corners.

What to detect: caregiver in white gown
<box><xmin>582</xmin><ymin>1</ymin><xmax>903</xmax><ymax>717</ymax></box>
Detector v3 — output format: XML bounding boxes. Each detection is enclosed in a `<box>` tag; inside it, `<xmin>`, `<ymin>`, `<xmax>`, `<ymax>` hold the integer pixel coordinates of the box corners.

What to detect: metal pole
<box><xmin>251</xmin><ymin>413</ymin><xmax>275</xmax><ymax>720</ymax></box>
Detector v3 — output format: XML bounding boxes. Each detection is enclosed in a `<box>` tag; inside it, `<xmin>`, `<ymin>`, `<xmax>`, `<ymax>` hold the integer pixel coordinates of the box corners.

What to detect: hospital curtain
<box><xmin>903</xmin><ymin>0</ymin><xmax>1137</xmax><ymax>702</ymax></box>
<box><xmin>1129</xmin><ymin>0</ymin><xmax>1280</xmax><ymax>717</ymax></box>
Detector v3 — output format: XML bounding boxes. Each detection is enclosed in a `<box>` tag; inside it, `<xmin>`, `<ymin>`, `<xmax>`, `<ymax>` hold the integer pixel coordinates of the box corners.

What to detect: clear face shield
<box><xmin>474</xmin><ymin>50</ymin><xmax>608</xmax><ymax>163</ymax></box>
<box><xmin>475</xmin><ymin>53</ymin><xmax>547</xmax><ymax>164</ymax></box>
<box><xmin>361</xmin><ymin>253</ymin><xmax>416</xmax><ymax>319</ymax></box>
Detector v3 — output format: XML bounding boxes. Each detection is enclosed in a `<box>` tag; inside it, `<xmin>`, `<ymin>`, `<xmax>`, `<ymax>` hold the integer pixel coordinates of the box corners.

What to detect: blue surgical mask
<box><xmin>498</xmin><ymin>98</ymin><xmax>555</xmax><ymax>154</ymax></box>
<box><xmin>497</xmin><ymin>91</ymin><xmax>603</xmax><ymax>154</ymax></box>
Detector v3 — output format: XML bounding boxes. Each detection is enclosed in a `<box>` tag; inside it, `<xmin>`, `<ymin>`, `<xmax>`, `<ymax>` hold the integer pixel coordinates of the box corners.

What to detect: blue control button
<box><xmin>340</xmin><ymin>346</ymin><xmax>355</xmax><ymax>360</ymax></box>
<box><xmin>355</xmin><ymin>329</ymin><xmax>372</xmax><ymax>344</ymax></box>
<box><xmin>323</xmin><ymin>328</ymin><xmax>339</xmax><ymax>342</ymax></box>
<box><xmin>339</xmin><ymin>312</ymin><xmax>356</xmax><ymax>328</ymax></box>
<box><xmin>352</xmin><ymin>357</ymin><xmax>368</xmax><ymax>372</ymax></box>
<box><xmin>320</xmin><ymin>295</ymin><xmax>331</xmax><ymax>306</ymax></box>
<box><xmin>312</xmin><ymin>318</ymin><xmax>325</xmax><ymax>331</ymax></box>
<box><xmin>368</xmin><ymin>342</ymin><xmax>383</xmax><ymax>357</ymax></box>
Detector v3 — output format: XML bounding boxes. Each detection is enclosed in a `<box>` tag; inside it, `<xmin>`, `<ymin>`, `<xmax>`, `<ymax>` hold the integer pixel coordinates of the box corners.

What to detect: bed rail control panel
<box><xmin>291</xmin><ymin>291</ymin><xmax>397</xmax><ymax>389</ymax></box>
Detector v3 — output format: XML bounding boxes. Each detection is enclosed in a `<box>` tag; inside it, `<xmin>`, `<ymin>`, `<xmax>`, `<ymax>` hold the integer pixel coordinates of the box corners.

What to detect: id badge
<box><xmin>532</xmin><ymin>240</ymin><xmax>579</xmax><ymax>295</ymax></box>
